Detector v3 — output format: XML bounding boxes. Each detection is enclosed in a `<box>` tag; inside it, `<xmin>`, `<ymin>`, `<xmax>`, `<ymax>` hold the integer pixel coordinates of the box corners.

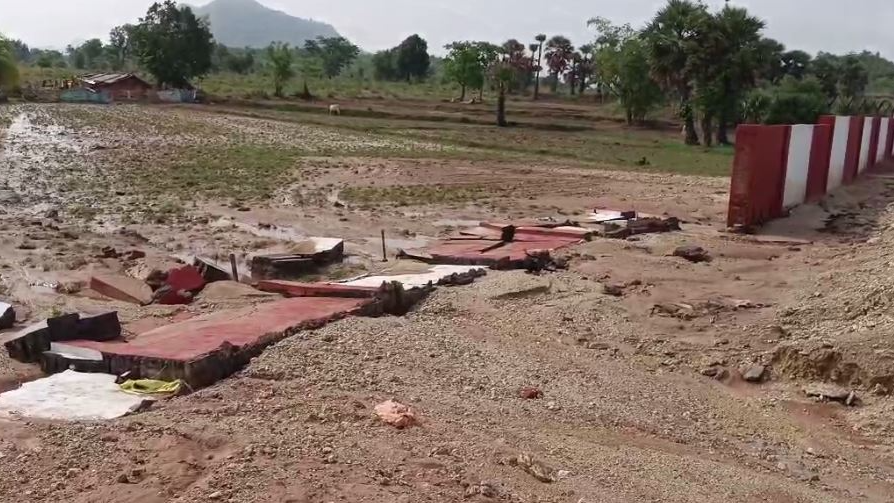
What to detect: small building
<box><xmin>78</xmin><ymin>73</ymin><xmax>153</xmax><ymax>101</ymax></box>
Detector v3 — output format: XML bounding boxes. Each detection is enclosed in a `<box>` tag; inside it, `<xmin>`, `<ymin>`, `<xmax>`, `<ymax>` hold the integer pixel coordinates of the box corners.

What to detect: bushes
<box><xmin>743</xmin><ymin>76</ymin><xmax>829</xmax><ymax>124</ymax></box>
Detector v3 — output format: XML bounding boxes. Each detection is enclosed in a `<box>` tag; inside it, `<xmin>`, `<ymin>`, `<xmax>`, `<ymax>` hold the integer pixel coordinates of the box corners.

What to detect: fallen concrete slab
<box><xmin>64</xmin><ymin>296</ymin><xmax>371</xmax><ymax>387</ymax></box>
<box><xmin>91</xmin><ymin>274</ymin><xmax>153</xmax><ymax>305</ymax></box>
<box><xmin>3</xmin><ymin>312</ymin><xmax>121</xmax><ymax>363</ymax></box>
<box><xmin>408</xmin><ymin>223</ymin><xmax>586</xmax><ymax>269</ymax></box>
<box><xmin>340</xmin><ymin>265</ymin><xmax>486</xmax><ymax>289</ymax></box>
<box><xmin>0</xmin><ymin>370</ymin><xmax>149</xmax><ymax>421</ymax></box>
<box><xmin>256</xmin><ymin>281</ymin><xmax>380</xmax><ymax>299</ymax></box>
<box><xmin>0</xmin><ymin>302</ymin><xmax>14</xmax><ymax>330</ymax></box>
<box><xmin>41</xmin><ymin>342</ymin><xmax>109</xmax><ymax>374</ymax></box>
<box><xmin>194</xmin><ymin>256</ymin><xmax>233</xmax><ymax>283</ymax></box>
<box><xmin>251</xmin><ymin>238</ymin><xmax>346</xmax><ymax>280</ymax></box>
<box><xmin>251</xmin><ymin>254</ymin><xmax>317</xmax><ymax>280</ymax></box>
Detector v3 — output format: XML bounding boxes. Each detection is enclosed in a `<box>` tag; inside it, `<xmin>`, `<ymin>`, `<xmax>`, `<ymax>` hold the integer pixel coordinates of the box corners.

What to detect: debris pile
<box><xmin>584</xmin><ymin>209</ymin><xmax>681</xmax><ymax>239</ymax></box>
<box><xmin>400</xmin><ymin>222</ymin><xmax>589</xmax><ymax>270</ymax></box>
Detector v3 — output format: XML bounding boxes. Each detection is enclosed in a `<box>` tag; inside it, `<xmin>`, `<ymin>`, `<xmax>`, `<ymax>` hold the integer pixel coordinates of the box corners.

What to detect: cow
<box><xmin>329</xmin><ymin>104</ymin><xmax>341</xmax><ymax>116</ymax></box>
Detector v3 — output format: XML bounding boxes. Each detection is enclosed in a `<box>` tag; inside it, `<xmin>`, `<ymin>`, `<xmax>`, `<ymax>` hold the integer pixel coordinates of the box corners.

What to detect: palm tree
<box><xmin>710</xmin><ymin>5</ymin><xmax>765</xmax><ymax>145</ymax></box>
<box><xmin>545</xmin><ymin>35</ymin><xmax>574</xmax><ymax>94</ymax></box>
<box><xmin>643</xmin><ymin>0</ymin><xmax>711</xmax><ymax>145</ymax></box>
<box><xmin>533</xmin><ymin>34</ymin><xmax>547</xmax><ymax>100</ymax></box>
<box><xmin>578</xmin><ymin>43</ymin><xmax>595</xmax><ymax>95</ymax></box>
<box><xmin>528</xmin><ymin>43</ymin><xmax>540</xmax><ymax>91</ymax></box>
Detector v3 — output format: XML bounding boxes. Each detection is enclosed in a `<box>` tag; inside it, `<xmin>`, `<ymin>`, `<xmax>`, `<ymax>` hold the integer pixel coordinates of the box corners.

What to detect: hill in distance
<box><xmin>193</xmin><ymin>0</ymin><xmax>340</xmax><ymax>48</ymax></box>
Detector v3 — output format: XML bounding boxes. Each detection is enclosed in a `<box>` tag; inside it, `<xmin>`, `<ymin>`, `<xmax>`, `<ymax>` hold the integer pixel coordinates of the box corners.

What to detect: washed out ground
<box><xmin>0</xmin><ymin>101</ymin><xmax>892</xmax><ymax>502</ymax></box>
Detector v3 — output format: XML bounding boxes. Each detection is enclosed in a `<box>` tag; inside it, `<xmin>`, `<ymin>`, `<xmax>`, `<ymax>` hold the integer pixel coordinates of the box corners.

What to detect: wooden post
<box><xmin>381</xmin><ymin>230</ymin><xmax>388</xmax><ymax>262</ymax></box>
<box><xmin>229</xmin><ymin>254</ymin><xmax>239</xmax><ymax>281</ymax></box>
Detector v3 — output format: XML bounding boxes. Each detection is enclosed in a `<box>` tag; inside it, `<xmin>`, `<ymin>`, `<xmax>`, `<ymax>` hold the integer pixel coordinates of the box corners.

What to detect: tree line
<box><xmin>3</xmin><ymin>0</ymin><xmax>894</xmax><ymax>140</ymax></box>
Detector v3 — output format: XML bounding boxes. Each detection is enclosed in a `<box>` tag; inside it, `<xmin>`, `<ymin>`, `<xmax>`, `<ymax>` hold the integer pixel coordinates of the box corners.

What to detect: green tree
<box><xmin>756</xmin><ymin>37</ymin><xmax>786</xmax><ymax>83</ymax></box>
<box><xmin>303</xmin><ymin>36</ymin><xmax>359</xmax><ymax>79</ymax></box>
<box><xmin>0</xmin><ymin>35</ymin><xmax>19</xmax><ymax>93</ymax></box>
<box><xmin>131</xmin><ymin>0</ymin><xmax>214</xmax><ymax>87</ymax></box>
<box><xmin>780</xmin><ymin>50</ymin><xmax>812</xmax><ymax>80</ymax></box>
<box><xmin>590</xmin><ymin>18</ymin><xmax>662</xmax><ymax>124</ymax></box>
<box><xmin>372</xmin><ymin>49</ymin><xmax>398</xmax><ymax>81</ymax></box>
<box><xmin>533</xmin><ymin>34</ymin><xmax>547</xmax><ymax>100</ymax></box>
<box><xmin>544</xmin><ymin>35</ymin><xmax>574</xmax><ymax>93</ymax></box>
<box><xmin>839</xmin><ymin>55</ymin><xmax>869</xmax><ymax>102</ymax></box>
<box><xmin>745</xmin><ymin>76</ymin><xmax>828</xmax><ymax>125</ymax></box>
<box><xmin>693</xmin><ymin>4</ymin><xmax>765</xmax><ymax>145</ymax></box>
<box><xmin>444</xmin><ymin>42</ymin><xmax>485</xmax><ymax>101</ymax></box>
<box><xmin>297</xmin><ymin>53</ymin><xmax>324</xmax><ymax>99</ymax></box>
<box><xmin>80</xmin><ymin>38</ymin><xmax>106</xmax><ymax>68</ymax></box>
<box><xmin>808</xmin><ymin>53</ymin><xmax>841</xmax><ymax>102</ymax></box>
<box><xmin>491</xmin><ymin>58</ymin><xmax>515</xmax><ymax>127</ymax></box>
<box><xmin>396</xmin><ymin>34</ymin><xmax>431</xmax><ymax>82</ymax></box>
<box><xmin>267</xmin><ymin>42</ymin><xmax>294</xmax><ymax>97</ymax></box>
<box><xmin>643</xmin><ymin>0</ymin><xmax>711</xmax><ymax>145</ymax></box>
<box><xmin>108</xmin><ymin>25</ymin><xmax>134</xmax><ymax>71</ymax></box>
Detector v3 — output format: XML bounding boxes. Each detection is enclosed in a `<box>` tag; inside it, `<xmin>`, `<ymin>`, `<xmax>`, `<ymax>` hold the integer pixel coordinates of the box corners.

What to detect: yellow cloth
<box><xmin>119</xmin><ymin>379</ymin><xmax>184</xmax><ymax>395</ymax></box>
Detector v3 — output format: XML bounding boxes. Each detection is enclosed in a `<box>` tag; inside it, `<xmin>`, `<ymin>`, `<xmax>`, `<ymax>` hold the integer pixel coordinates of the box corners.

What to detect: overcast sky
<box><xmin>2</xmin><ymin>0</ymin><xmax>892</xmax><ymax>58</ymax></box>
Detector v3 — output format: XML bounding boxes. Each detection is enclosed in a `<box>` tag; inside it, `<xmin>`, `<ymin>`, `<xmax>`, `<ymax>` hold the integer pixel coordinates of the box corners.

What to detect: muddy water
<box><xmin>0</xmin><ymin>110</ymin><xmax>90</xmax><ymax>214</ymax></box>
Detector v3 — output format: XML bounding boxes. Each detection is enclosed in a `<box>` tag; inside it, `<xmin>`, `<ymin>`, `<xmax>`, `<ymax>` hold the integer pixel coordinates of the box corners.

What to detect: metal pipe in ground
<box><xmin>229</xmin><ymin>253</ymin><xmax>239</xmax><ymax>281</ymax></box>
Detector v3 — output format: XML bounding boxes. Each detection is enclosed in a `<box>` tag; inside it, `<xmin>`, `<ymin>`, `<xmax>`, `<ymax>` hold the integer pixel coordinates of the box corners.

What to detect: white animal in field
<box><xmin>329</xmin><ymin>104</ymin><xmax>341</xmax><ymax>116</ymax></box>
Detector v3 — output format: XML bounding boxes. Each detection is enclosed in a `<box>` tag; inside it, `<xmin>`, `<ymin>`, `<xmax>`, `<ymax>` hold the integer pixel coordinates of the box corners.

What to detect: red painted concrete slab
<box><xmin>90</xmin><ymin>274</ymin><xmax>153</xmax><ymax>305</ymax></box>
<box><xmin>425</xmin><ymin>237</ymin><xmax>579</xmax><ymax>268</ymax></box>
<box><xmin>256</xmin><ymin>280</ymin><xmax>379</xmax><ymax>298</ymax></box>
<box><xmin>67</xmin><ymin>297</ymin><xmax>368</xmax><ymax>362</ymax></box>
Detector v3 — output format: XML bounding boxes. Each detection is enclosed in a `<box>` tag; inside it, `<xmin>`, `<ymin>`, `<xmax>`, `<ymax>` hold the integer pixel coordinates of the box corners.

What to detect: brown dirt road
<box><xmin>0</xmin><ymin>104</ymin><xmax>893</xmax><ymax>502</ymax></box>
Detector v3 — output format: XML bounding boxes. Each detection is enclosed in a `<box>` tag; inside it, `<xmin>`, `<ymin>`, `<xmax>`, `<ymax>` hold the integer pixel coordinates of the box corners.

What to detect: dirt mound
<box><xmin>772</xmin><ymin>342</ymin><xmax>894</xmax><ymax>394</ymax></box>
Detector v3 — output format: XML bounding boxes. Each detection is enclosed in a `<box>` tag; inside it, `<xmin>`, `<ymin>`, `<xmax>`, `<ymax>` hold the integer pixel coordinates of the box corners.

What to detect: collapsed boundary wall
<box><xmin>728</xmin><ymin>115</ymin><xmax>894</xmax><ymax>228</ymax></box>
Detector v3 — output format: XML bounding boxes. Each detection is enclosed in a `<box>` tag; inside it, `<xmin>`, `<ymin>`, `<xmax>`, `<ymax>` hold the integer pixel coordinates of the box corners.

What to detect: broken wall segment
<box><xmin>251</xmin><ymin>238</ymin><xmax>345</xmax><ymax>281</ymax></box>
<box><xmin>91</xmin><ymin>274</ymin><xmax>154</xmax><ymax>305</ymax></box>
<box><xmin>62</xmin><ymin>297</ymin><xmax>371</xmax><ymax>388</ymax></box>
<box><xmin>3</xmin><ymin>312</ymin><xmax>121</xmax><ymax>363</ymax></box>
<box><xmin>406</xmin><ymin>223</ymin><xmax>588</xmax><ymax>270</ymax></box>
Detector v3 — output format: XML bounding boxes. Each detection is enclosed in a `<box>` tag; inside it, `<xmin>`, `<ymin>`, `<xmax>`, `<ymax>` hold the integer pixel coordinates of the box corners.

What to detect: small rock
<box><xmin>871</xmin><ymin>383</ymin><xmax>889</xmax><ymax>396</ymax></box>
<box><xmin>602</xmin><ymin>284</ymin><xmax>624</xmax><ymax>297</ymax></box>
<box><xmin>519</xmin><ymin>387</ymin><xmax>543</xmax><ymax>400</ymax></box>
<box><xmin>124</xmin><ymin>250</ymin><xmax>146</xmax><ymax>261</ymax></box>
<box><xmin>743</xmin><ymin>365</ymin><xmax>766</xmax><ymax>383</ymax></box>
<box><xmin>701</xmin><ymin>366</ymin><xmax>729</xmax><ymax>380</ymax></box>
<box><xmin>116</xmin><ymin>473</ymin><xmax>130</xmax><ymax>484</ymax></box>
<box><xmin>375</xmin><ymin>400</ymin><xmax>417</xmax><ymax>429</ymax></box>
<box><xmin>673</xmin><ymin>245</ymin><xmax>711</xmax><ymax>263</ymax></box>
<box><xmin>208</xmin><ymin>491</ymin><xmax>223</xmax><ymax>500</ymax></box>
<box><xmin>99</xmin><ymin>246</ymin><xmax>120</xmax><ymax>259</ymax></box>
<box><xmin>65</xmin><ymin>468</ymin><xmax>81</xmax><ymax>478</ymax></box>
<box><xmin>804</xmin><ymin>384</ymin><xmax>858</xmax><ymax>406</ymax></box>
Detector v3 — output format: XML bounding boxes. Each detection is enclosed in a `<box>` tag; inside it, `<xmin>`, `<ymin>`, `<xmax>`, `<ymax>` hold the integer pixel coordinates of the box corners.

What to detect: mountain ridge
<box><xmin>192</xmin><ymin>0</ymin><xmax>340</xmax><ymax>48</ymax></box>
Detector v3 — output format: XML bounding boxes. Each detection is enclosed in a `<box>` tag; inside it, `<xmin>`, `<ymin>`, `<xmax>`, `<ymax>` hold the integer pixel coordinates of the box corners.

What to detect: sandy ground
<box><xmin>0</xmin><ymin>103</ymin><xmax>893</xmax><ymax>502</ymax></box>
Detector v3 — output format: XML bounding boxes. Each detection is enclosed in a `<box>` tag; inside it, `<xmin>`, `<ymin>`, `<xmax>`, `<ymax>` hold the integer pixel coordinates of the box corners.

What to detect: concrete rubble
<box><xmin>401</xmin><ymin>222</ymin><xmax>590</xmax><ymax>269</ymax></box>
<box><xmin>583</xmin><ymin>209</ymin><xmax>682</xmax><ymax>239</ymax></box>
<box><xmin>251</xmin><ymin>237</ymin><xmax>345</xmax><ymax>280</ymax></box>
<box><xmin>90</xmin><ymin>274</ymin><xmax>154</xmax><ymax>305</ymax></box>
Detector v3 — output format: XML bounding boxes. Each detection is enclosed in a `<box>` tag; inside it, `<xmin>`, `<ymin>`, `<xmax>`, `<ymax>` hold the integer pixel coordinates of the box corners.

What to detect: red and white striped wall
<box><xmin>728</xmin><ymin>114</ymin><xmax>894</xmax><ymax>228</ymax></box>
